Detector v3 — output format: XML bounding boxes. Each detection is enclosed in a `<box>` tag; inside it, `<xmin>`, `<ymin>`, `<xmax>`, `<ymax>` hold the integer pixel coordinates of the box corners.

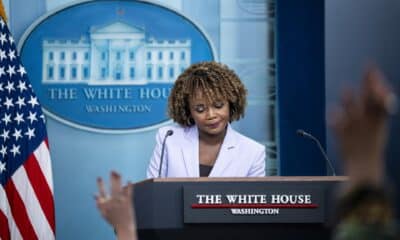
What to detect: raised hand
<box><xmin>330</xmin><ymin>67</ymin><xmax>395</xmax><ymax>187</ymax></box>
<box><xmin>96</xmin><ymin>171</ymin><xmax>137</xmax><ymax>240</ymax></box>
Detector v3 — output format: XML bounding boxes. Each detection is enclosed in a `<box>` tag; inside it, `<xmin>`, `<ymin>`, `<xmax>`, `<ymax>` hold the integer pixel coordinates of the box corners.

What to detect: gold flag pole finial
<box><xmin>0</xmin><ymin>0</ymin><xmax>7</xmax><ymax>23</ymax></box>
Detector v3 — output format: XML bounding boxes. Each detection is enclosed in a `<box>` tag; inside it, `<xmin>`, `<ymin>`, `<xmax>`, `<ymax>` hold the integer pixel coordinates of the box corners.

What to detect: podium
<box><xmin>133</xmin><ymin>176</ymin><xmax>347</xmax><ymax>240</ymax></box>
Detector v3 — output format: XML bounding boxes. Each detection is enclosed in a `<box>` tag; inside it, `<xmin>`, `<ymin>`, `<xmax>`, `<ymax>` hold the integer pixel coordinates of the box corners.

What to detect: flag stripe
<box><xmin>34</xmin><ymin>141</ymin><xmax>53</xmax><ymax>193</ymax></box>
<box><xmin>0</xmin><ymin>185</ymin><xmax>10</xmax><ymax>240</ymax></box>
<box><xmin>0</xmin><ymin>210</ymin><xmax>10</xmax><ymax>240</ymax></box>
<box><xmin>12</xmin><ymin>165</ymin><xmax>54</xmax><ymax>240</ymax></box>
<box><xmin>4</xmin><ymin>180</ymin><xmax>38</xmax><ymax>240</ymax></box>
<box><xmin>0</xmin><ymin>186</ymin><xmax>22</xmax><ymax>240</ymax></box>
<box><xmin>0</xmin><ymin>208</ymin><xmax>10</xmax><ymax>240</ymax></box>
<box><xmin>24</xmin><ymin>151</ymin><xmax>55</xmax><ymax>233</ymax></box>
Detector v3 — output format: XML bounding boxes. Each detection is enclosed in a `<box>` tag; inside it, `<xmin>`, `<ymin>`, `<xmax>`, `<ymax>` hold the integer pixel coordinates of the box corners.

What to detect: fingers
<box><xmin>110</xmin><ymin>171</ymin><xmax>122</xmax><ymax>197</ymax></box>
<box><xmin>363</xmin><ymin>67</ymin><xmax>397</xmax><ymax>116</ymax></box>
<box><xmin>97</xmin><ymin>171</ymin><xmax>124</xmax><ymax>200</ymax></box>
<box><xmin>96</xmin><ymin>171</ymin><xmax>130</xmax><ymax>206</ymax></box>
<box><xmin>341</xmin><ymin>88</ymin><xmax>358</xmax><ymax>118</ymax></box>
<box><xmin>363</xmin><ymin>68</ymin><xmax>387</xmax><ymax>112</ymax></box>
<box><xmin>339</xmin><ymin>87</ymin><xmax>362</xmax><ymax>129</ymax></box>
<box><xmin>335</xmin><ymin>66</ymin><xmax>395</xmax><ymax>127</ymax></box>
<box><xmin>97</xmin><ymin>177</ymin><xmax>107</xmax><ymax>199</ymax></box>
<box><xmin>124</xmin><ymin>182</ymin><xmax>133</xmax><ymax>200</ymax></box>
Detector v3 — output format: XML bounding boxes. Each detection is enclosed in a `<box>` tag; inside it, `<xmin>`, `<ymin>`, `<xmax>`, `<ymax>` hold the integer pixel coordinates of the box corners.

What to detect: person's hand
<box><xmin>330</xmin><ymin>67</ymin><xmax>395</xmax><ymax>187</ymax></box>
<box><xmin>95</xmin><ymin>171</ymin><xmax>137</xmax><ymax>240</ymax></box>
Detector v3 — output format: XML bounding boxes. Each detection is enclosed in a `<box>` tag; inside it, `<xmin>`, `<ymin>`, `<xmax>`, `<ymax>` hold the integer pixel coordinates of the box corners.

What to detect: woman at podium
<box><xmin>146</xmin><ymin>61</ymin><xmax>266</xmax><ymax>178</ymax></box>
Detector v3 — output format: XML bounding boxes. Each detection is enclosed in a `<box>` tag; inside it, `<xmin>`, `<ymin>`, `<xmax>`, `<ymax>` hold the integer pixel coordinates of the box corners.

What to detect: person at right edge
<box><xmin>330</xmin><ymin>67</ymin><xmax>399</xmax><ymax>240</ymax></box>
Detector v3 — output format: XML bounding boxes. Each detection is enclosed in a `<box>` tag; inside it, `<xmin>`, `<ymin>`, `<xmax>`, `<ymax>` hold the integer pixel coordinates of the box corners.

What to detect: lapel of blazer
<box><xmin>181</xmin><ymin>125</ymin><xmax>199</xmax><ymax>177</ymax></box>
<box><xmin>209</xmin><ymin>125</ymin><xmax>238</xmax><ymax>177</ymax></box>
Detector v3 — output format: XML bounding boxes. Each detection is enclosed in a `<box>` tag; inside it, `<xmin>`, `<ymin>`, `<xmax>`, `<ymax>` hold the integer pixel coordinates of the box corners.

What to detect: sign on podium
<box><xmin>133</xmin><ymin>176</ymin><xmax>347</xmax><ymax>240</ymax></box>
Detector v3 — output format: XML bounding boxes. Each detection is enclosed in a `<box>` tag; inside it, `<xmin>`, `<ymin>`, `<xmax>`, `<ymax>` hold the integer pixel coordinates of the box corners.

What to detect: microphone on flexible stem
<box><xmin>296</xmin><ymin>129</ymin><xmax>336</xmax><ymax>176</ymax></box>
<box><xmin>158</xmin><ymin>129</ymin><xmax>174</xmax><ymax>177</ymax></box>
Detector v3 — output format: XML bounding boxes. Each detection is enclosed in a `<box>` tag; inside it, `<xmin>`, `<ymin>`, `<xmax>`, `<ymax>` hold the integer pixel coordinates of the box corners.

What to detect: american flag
<box><xmin>0</xmin><ymin>17</ymin><xmax>55</xmax><ymax>239</ymax></box>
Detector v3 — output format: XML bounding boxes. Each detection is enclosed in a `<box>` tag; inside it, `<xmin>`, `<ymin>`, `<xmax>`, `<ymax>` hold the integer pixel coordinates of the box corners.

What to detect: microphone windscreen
<box><xmin>296</xmin><ymin>129</ymin><xmax>305</xmax><ymax>136</ymax></box>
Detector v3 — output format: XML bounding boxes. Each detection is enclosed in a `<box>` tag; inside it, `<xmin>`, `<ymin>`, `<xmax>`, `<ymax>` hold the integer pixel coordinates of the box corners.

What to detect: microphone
<box><xmin>158</xmin><ymin>129</ymin><xmax>174</xmax><ymax>177</ymax></box>
<box><xmin>297</xmin><ymin>129</ymin><xmax>336</xmax><ymax>176</ymax></box>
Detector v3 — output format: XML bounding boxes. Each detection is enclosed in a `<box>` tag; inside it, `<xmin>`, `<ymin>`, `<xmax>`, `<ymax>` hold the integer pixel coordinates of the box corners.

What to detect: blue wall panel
<box><xmin>277</xmin><ymin>0</ymin><xmax>327</xmax><ymax>176</ymax></box>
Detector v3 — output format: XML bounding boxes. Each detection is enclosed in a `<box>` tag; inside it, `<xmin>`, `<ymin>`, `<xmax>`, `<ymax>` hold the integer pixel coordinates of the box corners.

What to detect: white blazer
<box><xmin>146</xmin><ymin>124</ymin><xmax>266</xmax><ymax>178</ymax></box>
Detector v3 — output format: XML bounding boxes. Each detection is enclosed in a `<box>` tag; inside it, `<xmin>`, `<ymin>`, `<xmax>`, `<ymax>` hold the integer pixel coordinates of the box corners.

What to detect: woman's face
<box><xmin>189</xmin><ymin>90</ymin><xmax>230</xmax><ymax>137</ymax></box>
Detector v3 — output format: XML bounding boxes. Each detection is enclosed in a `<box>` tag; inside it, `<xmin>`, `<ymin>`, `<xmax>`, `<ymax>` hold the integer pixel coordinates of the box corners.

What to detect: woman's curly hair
<box><xmin>168</xmin><ymin>61</ymin><xmax>247</xmax><ymax>127</ymax></box>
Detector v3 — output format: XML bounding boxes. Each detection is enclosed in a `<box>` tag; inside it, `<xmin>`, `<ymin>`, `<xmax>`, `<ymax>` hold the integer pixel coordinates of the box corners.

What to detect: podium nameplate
<box><xmin>183</xmin><ymin>184</ymin><xmax>324</xmax><ymax>223</ymax></box>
